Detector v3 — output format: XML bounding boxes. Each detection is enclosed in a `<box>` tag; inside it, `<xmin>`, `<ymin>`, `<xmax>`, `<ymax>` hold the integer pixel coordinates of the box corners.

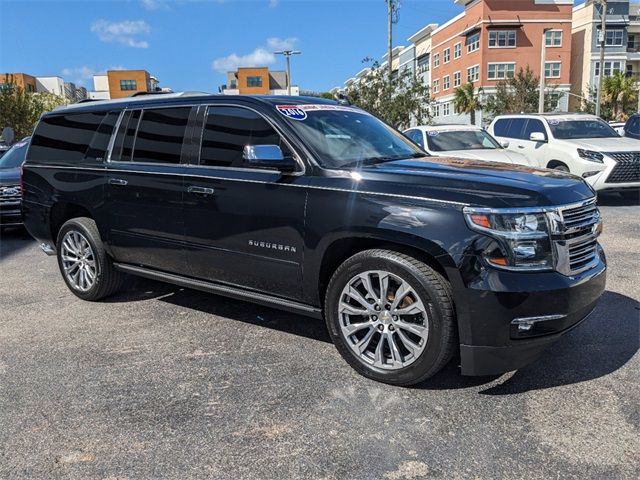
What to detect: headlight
<box><xmin>577</xmin><ymin>149</ymin><xmax>604</xmax><ymax>163</ymax></box>
<box><xmin>464</xmin><ymin>208</ymin><xmax>554</xmax><ymax>270</ymax></box>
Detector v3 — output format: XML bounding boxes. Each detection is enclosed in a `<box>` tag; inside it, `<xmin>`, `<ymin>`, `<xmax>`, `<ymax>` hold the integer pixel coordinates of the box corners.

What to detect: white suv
<box><xmin>488</xmin><ymin>113</ymin><xmax>640</xmax><ymax>197</ymax></box>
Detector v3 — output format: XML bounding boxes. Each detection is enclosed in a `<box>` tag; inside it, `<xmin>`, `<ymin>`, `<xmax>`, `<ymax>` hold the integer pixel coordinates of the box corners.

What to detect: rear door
<box><xmin>183</xmin><ymin>104</ymin><xmax>307</xmax><ymax>300</ymax></box>
<box><xmin>105</xmin><ymin>106</ymin><xmax>194</xmax><ymax>273</ymax></box>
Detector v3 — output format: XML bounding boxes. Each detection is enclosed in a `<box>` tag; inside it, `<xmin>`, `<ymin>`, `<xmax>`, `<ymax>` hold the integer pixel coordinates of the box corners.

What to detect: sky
<box><xmin>0</xmin><ymin>0</ymin><xmax>583</xmax><ymax>93</ymax></box>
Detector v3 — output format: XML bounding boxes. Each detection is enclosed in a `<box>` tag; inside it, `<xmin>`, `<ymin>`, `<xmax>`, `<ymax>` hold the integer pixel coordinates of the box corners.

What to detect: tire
<box><xmin>56</xmin><ymin>217</ymin><xmax>124</xmax><ymax>301</ymax></box>
<box><xmin>552</xmin><ymin>164</ymin><xmax>570</xmax><ymax>172</ymax></box>
<box><xmin>324</xmin><ymin>249</ymin><xmax>456</xmax><ymax>386</ymax></box>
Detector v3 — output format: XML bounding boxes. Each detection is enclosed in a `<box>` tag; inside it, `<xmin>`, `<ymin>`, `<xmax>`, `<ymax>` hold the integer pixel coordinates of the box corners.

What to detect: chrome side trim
<box><xmin>463</xmin><ymin>197</ymin><xmax>597</xmax><ymax>215</ymax></box>
<box><xmin>113</xmin><ymin>263</ymin><xmax>323</xmax><ymax>318</ymax></box>
<box><xmin>40</xmin><ymin>242</ymin><xmax>56</xmax><ymax>256</ymax></box>
<box><xmin>23</xmin><ymin>165</ymin><xmax>469</xmax><ymax>207</ymax></box>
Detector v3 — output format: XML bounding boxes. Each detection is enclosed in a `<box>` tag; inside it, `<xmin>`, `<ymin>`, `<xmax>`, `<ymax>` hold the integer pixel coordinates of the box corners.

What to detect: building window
<box><xmin>547</xmin><ymin>93</ymin><xmax>562</xmax><ymax>111</ymax></box>
<box><xmin>433</xmin><ymin>53</ymin><xmax>440</xmax><ymax>68</ymax></box>
<box><xmin>487</xmin><ymin>63</ymin><xmax>515</xmax><ymax>80</ymax></box>
<box><xmin>544</xmin><ymin>61</ymin><xmax>561</xmax><ymax>78</ymax></box>
<box><xmin>595</xmin><ymin>61</ymin><xmax>623</xmax><ymax>77</ymax></box>
<box><xmin>454</xmin><ymin>71</ymin><xmax>461</xmax><ymax>87</ymax></box>
<box><xmin>443</xmin><ymin>75</ymin><xmax>450</xmax><ymax>90</ymax></box>
<box><xmin>629</xmin><ymin>34</ymin><xmax>637</xmax><ymax>51</ymax></box>
<box><xmin>545</xmin><ymin>30</ymin><xmax>563</xmax><ymax>47</ymax></box>
<box><xmin>467</xmin><ymin>32</ymin><xmax>480</xmax><ymax>53</ymax></box>
<box><xmin>443</xmin><ymin>102</ymin><xmax>451</xmax><ymax>116</ymax></box>
<box><xmin>605</xmin><ymin>29</ymin><xmax>624</xmax><ymax>46</ymax></box>
<box><xmin>246</xmin><ymin>76</ymin><xmax>263</xmax><ymax>87</ymax></box>
<box><xmin>417</xmin><ymin>54</ymin><xmax>430</xmax><ymax>73</ymax></box>
<box><xmin>443</xmin><ymin>48</ymin><xmax>450</xmax><ymax>64</ymax></box>
<box><xmin>119</xmin><ymin>79</ymin><xmax>137</xmax><ymax>91</ymax></box>
<box><xmin>467</xmin><ymin>65</ymin><xmax>479</xmax><ymax>82</ymax></box>
<box><xmin>454</xmin><ymin>42</ymin><xmax>462</xmax><ymax>59</ymax></box>
<box><xmin>433</xmin><ymin>78</ymin><xmax>439</xmax><ymax>93</ymax></box>
<box><xmin>432</xmin><ymin>104</ymin><xmax>440</xmax><ymax>117</ymax></box>
<box><xmin>488</xmin><ymin>30</ymin><xmax>516</xmax><ymax>48</ymax></box>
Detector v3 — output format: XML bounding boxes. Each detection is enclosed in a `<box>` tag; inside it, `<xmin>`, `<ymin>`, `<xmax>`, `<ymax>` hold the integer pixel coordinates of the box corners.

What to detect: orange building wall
<box><xmin>236</xmin><ymin>68</ymin><xmax>270</xmax><ymax>95</ymax></box>
<box><xmin>0</xmin><ymin>73</ymin><xmax>37</xmax><ymax>92</ymax></box>
<box><xmin>107</xmin><ymin>70</ymin><xmax>151</xmax><ymax>99</ymax></box>
<box><xmin>430</xmin><ymin>0</ymin><xmax>572</xmax><ymax>100</ymax></box>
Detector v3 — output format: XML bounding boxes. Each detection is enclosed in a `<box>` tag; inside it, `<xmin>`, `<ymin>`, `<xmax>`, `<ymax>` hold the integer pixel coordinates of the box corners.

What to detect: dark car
<box><xmin>21</xmin><ymin>94</ymin><xmax>606</xmax><ymax>386</ymax></box>
<box><xmin>623</xmin><ymin>113</ymin><xmax>640</xmax><ymax>140</ymax></box>
<box><xmin>0</xmin><ymin>137</ymin><xmax>30</xmax><ymax>230</ymax></box>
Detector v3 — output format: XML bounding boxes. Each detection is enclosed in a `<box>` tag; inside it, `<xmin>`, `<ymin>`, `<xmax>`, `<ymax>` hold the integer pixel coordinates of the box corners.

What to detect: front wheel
<box><xmin>324</xmin><ymin>249</ymin><xmax>457</xmax><ymax>386</ymax></box>
<box><xmin>56</xmin><ymin>217</ymin><xmax>124</xmax><ymax>301</ymax></box>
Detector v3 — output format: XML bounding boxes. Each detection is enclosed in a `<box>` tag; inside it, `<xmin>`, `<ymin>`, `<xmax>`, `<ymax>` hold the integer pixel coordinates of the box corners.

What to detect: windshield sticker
<box><xmin>548</xmin><ymin>119</ymin><xmax>560</xmax><ymax>125</ymax></box>
<box><xmin>427</xmin><ymin>131</ymin><xmax>440</xmax><ymax>136</ymax></box>
<box><xmin>276</xmin><ymin>104</ymin><xmax>367</xmax><ymax>121</ymax></box>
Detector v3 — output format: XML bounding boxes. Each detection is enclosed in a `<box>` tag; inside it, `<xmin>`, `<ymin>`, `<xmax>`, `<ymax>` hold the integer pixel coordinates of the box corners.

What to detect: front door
<box><xmin>105</xmin><ymin>106</ymin><xmax>193</xmax><ymax>273</ymax></box>
<box><xmin>183</xmin><ymin>105</ymin><xmax>307</xmax><ymax>301</ymax></box>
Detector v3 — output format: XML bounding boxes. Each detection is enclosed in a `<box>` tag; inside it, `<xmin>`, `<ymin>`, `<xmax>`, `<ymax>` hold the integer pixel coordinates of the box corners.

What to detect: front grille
<box><xmin>0</xmin><ymin>185</ymin><xmax>21</xmax><ymax>204</ymax></box>
<box><xmin>554</xmin><ymin>199</ymin><xmax>601</xmax><ymax>276</ymax></box>
<box><xmin>605</xmin><ymin>152</ymin><xmax>640</xmax><ymax>183</ymax></box>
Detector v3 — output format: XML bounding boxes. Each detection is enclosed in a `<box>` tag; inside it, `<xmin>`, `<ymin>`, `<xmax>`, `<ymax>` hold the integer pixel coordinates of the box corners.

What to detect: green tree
<box><xmin>0</xmin><ymin>82</ymin><xmax>67</xmax><ymax>139</ymax></box>
<box><xmin>484</xmin><ymin>66</ymin><xmax>559</xmax><ymax>118</ymax></box>
<box><xmin>345</xmin><ymin>65</ymin><xmax>430</xmax><ymax>130</ymax></box>
<box><xmin>601</xmin><ymin>71</ymin><xmax>638</xmax><ymax>121</ymax></box>
<box><xmin>453</xmin><ymin>82</ymin><xmax>483</xmax><ymax>125</ymax></box>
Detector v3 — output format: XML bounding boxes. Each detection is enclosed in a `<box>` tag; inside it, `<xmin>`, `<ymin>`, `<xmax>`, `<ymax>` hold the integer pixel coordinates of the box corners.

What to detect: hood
<box><xmin>434</xmin><ymin>149</ymin><xmax>533</xmax><ymax>165</ymax></box>
<box><xmin>357</xmin><ymin>156</ymin><xmax>595</xmax><ymax>208</ymax></box>
<box><xmin>0</xmin><ymin>167</ymin><xmax>21</xmax><ymax>186</ymax></box>
<box><xmin>561</xmin><ymin>136</ymin><xmax>640</xmax><ymax>151</ymax></box>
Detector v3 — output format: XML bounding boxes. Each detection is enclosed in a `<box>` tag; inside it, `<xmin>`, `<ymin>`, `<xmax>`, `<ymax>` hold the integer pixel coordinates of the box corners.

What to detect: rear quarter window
<box><xmin>492</xmin><ymin>119</ymin><xmax>511</xmax><ymax>137</ymax></box>
<box><xmin>28</xmin><ymin>111</ymin><xmax>111</xmax><ymax>164</ymax></box>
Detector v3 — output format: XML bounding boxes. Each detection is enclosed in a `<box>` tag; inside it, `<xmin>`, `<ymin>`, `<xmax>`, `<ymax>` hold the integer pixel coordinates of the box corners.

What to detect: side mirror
<box><xmin>242</xmin><ymin>145</ymin><xmax>297</xmax><ymax>172</ymax></box>
<box><xmin>529</xmin><ymin>132</ymin><xmax>547</xmax><ymax>143</ymax></box>
<box><xmin>500</xmin><ymin>140</ymin><xmax>510</xmax><ymax>148</ymax></box>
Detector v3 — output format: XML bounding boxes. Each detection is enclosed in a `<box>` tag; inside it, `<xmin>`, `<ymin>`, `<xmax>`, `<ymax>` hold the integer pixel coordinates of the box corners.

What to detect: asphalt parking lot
<box><xmin>0</xmin><ymin>194</ymin><xmax>638</xmax><ymax>480</ymax></box>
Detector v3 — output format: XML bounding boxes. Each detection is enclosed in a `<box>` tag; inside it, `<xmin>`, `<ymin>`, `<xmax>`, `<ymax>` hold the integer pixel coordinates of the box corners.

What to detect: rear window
<box><xmin>28</xmin><ymin>111</ymin><xmax>110</xmax><ymax>163</ymax></box>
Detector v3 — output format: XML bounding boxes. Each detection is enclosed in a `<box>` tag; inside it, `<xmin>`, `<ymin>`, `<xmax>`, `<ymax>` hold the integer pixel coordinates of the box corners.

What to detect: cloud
<box><xmin>212</xmin><ymin>37</ymin><xmax>298</xmax><ymax>73</ymax></box>
<box><xmin>61</xmin><ymin>66</ymin><xmax>126</xmax><ymax>86</ymax></box>
<box><xmin>91</xmin><ymin>19</ymin><xmax>151</xmax><ymax>48</ymax></box>
<box><xmin>269</xmin><ymin>0</ymin><xmax>279</xmax><ymax>7</ymax></box>
<box><xmin>140</xmin><ymin>0</ymin><xmax>169</xmax><ymax>10</ymax></box>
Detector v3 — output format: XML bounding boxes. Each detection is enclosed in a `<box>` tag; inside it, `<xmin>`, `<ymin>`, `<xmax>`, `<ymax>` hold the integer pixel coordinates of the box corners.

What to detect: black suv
<box><xmin>22</xmin><ymin>94</ymin><xmax>606</xmax><ymax>386</ymax></box>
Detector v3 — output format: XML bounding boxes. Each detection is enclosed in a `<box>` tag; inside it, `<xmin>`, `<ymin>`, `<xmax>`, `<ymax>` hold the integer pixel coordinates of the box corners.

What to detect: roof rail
<box><xmin>128</xmin><ymin>90</ymin><xmax>210</xmax><ymax>98</ymax></box>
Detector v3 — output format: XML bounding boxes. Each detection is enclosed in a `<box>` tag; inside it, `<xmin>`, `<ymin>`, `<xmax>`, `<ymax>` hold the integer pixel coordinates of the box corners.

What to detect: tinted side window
<box><xmin>406</xmin><ymin>130</ymin><xmax>424</xmax><ymax>147</ymax></box>
<box><xmin>523</xmin><ymin>119</ymin><xmax>547</xmax><ymax>141</ymax></box>
<box><xmin>493</xmin><ymin>119</ymin><xmax>511</xmax><ymax>137</ymax></box>
<box><xmin>506</xmin><ymin>118</ymin><xmax>527</xmax><ymax>139</ymax></box>
<box><xmin>111</xmin><ymin>110</ymin><xmax>142</xmax><ymax>162</ymax></box>
<box><xmin>29</xmin><ymin>111</ymin><xmax>108</xmax><ymax>163</ymax></box>
<box><xmin>84</xmin><ymin>111</ymin><xmax>120</xmax><ymax>162</ymax></box>
<box><xmin>132</xmin><ymin>108</ymin><xmax>191</xmax><ymax>164</ymax></box>
<box><xmin>199</xmin><ymin>106</ymin><xmax>291</xmax><ymax>168</ymax></box>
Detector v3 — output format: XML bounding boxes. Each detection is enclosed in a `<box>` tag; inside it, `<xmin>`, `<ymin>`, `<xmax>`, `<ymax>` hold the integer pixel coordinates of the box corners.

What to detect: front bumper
<box><xmin>458</xmin><ymin>249</ymin><xmax>606</xmax><ymax>376</ymax></box>
<box><xmin>0</xmin><ymin>202</ymin><xmax>22</xmax><ymax>226</ymax></box>
<box><xmin>584</xmin><ymin>156</ymin><xmax>640</xmax><ymax>192</ymax></box>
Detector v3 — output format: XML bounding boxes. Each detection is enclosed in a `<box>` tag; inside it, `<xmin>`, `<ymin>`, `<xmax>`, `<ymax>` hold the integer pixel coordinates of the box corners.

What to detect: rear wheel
<box><xmin>56</xmin><ymin>217</ymin><xmax>124</xmax><ymax>301</ymax></box>
<box><xmin>324</xmin><ymin>249</ymin><xmax>456</xmax><ymax>386</ymax></box>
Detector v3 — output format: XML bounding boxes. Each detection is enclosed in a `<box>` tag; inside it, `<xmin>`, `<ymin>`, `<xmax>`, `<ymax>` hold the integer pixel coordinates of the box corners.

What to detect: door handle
<box><xmin>187</xmin><ymin>186</ymin><xmax>215</xmax><ymax>195</ymax></box>
<box><xmin>517</xmin><ymin>145</ymin><xmax>525</xmax><ymax>149</ymax></box>
<box><xmin>109</xmin><ymin>178</ymin><xmax>128</xmax><ymax>186</ymax></box>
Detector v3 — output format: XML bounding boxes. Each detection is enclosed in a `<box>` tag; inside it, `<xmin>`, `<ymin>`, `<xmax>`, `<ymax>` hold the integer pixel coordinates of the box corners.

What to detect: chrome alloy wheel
<box><xmin>60</xmin><ymin>230</ymin><xmax>97</xmax><ymax>292</ymax></box>
<box><xmin>338</xmin><ymin>270</ymin><xmax>429</xmax><ymax>370</ymax></box>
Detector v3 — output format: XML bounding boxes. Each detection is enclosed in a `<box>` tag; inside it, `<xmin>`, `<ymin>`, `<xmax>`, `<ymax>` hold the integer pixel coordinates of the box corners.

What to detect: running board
<box><xmin>113</xmin><ymin>263</ymin><xmax>323</xmax><ymax>319</ymax></box>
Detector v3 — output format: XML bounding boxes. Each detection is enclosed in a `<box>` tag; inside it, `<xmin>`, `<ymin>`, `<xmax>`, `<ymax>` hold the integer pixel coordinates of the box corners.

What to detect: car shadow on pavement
<box><xmin>0</xmin><ymin>226</ymin><xmax>34</xmax><ymax>260</ymax></box>
<box><xmin>106</xmin><ymin>280</ymin><xmax>638</xmax><ymax>393</ymax></box>
<box><xmin>106</xmin><ymin>277</ymin><xmax>332</xmax><ymax>344</ymax></box>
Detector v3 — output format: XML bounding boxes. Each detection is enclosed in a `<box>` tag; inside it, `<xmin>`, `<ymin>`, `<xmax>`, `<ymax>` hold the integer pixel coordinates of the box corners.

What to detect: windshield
<box><xmin>547</xmin><ymin>119</ymin><xmax>619</xmax><ymax>139</ymax></box>
<box><xmin>426</xmin><ymin>130</ymin><xmax>500</xmax><ymax>152</ymax></box>
<box><xmin>275</xmin><ymin>105</ymin><xmax>425</xmax><ymax>168</ymax></box>
<box><xmin>0</xmin><ymin>139</ymin><xmax>29</xmax><ymax>169</ymax></box>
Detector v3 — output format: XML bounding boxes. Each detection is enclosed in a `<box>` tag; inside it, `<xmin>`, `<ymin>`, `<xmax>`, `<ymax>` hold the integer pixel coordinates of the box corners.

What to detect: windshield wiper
<box><xmin>342</xmin><ymin>152</ymin><xmax>426</xmax><ymax>168</ymax></box>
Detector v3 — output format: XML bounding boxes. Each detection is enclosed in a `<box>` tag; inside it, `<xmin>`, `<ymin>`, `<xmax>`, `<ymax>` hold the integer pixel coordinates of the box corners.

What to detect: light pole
<box><xmin>274</xmin><ymin>50</ymin><xmax>301</xmax><ymax>96</ymax></box>
<box><xmin>596</xmin><ymin>0</ymin><xmax>608</xmax><ymax>117</ymax></box>
<box><xmin>539</xmin><ymin>28</ymin><xmax>551</xmax><ymax>113</ymax></box>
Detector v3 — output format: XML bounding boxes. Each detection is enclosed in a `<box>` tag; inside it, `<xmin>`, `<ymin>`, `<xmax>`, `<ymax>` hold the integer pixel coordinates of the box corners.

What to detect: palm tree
<box><xmin>453</xmin><ymin>82</ymin><xmax>483</xmax><ymax>125</ymax></box>
<box><xmin>602</xmin><ymin>71</ymin><xmax>638</xmax><ymax>121</ymax></box>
